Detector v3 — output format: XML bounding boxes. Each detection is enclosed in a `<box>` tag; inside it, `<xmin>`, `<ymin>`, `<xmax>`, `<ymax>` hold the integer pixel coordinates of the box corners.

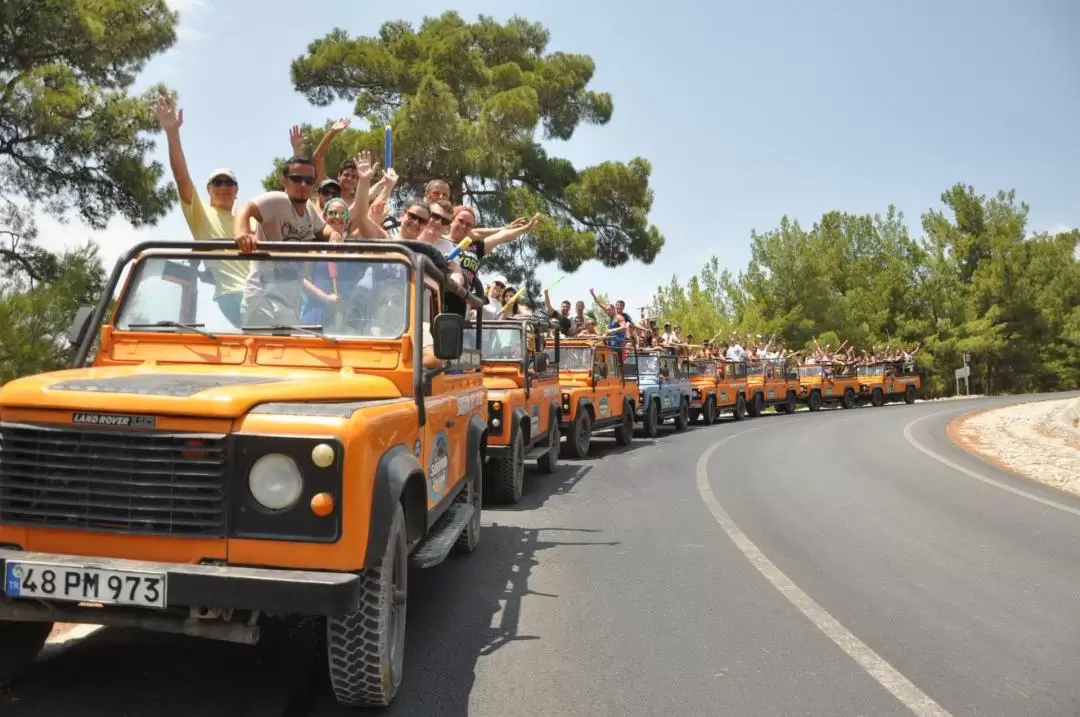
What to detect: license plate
<box><xmin>4</xmin><ymin>561</ymin><xmax>167</xmax><ymax>609</ymax></box>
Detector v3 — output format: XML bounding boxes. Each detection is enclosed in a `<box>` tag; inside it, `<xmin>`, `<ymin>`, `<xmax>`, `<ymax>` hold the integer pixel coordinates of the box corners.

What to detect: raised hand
<box><xmin>152</xmin><ymin>95</ymin><xmax>182</xmax><ymax>131</ymax></box>
<box><xmin>355</xmin><ymin>150</ymin><xmax>378</xmax><ymax>182</ymax></box>
<box><xmin>289</xmin><ymin>124</ymin><xmax>304</xmax><ymax>154</ymax></box>
<box><xmin>331</xmin><ymin>118</ymin><xmax>352</xmax><ymax>133</ymax></box>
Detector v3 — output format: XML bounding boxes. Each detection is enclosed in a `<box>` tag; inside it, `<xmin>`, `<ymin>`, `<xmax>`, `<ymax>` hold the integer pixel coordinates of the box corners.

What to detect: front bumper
<box><xmin>0</xmin><ymin>548</ymin><xmax>360</xmax><ymax>618</ymax></box>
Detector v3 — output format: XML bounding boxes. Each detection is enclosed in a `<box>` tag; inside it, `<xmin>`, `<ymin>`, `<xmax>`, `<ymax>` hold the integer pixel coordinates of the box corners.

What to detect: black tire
<box><xmin>904</xmin><ymin>385</ymin><xmax>916</xmax><ymax>405</ymax></box>
<box><xmin>0</xmin><ymin>620</ymin><xmax>52</xmax><ymax>685</ymax></box>
<box><xmin>704</xmin><ymin>396</ymin><xmax>717</xmax><ymax>425</ymax></box>
<box><xmin>614</xmin><ymin>405</ymin><xmax>634</xmax><ymax>446</ymax></box>
<box><xmin>327</xmin><ymin>503</ymin><xmax>408</xmax><ymax>707</ymax></box>
<box><xmin>748</xmin><ymin>393</ymin><xmax>763</xmax><ymax>417</ymax></box>
<box><xmin>674</xmin><ymin>398</ymin><xmax>689</xmax><ymax>431</ymax></box>
<box><xmin>537</xmin><ymin>419</ymin><xmax>559</xmax><ymax>473</ymax></box>
<box><xmin>842</xmin><ymin>389</ymin><xmax>855</xmax><ymax>409</ymax></box>
<box><xmin>783</xmin><ymin>391</ymin><xmax>796</xmax><ymax>415</ymax></box>
<box><xmin>872</xmin><ymin>388</ymin><xmax>884</xmax><ymax>407</ymax></box>
<box><xmin>454</xmin><ymin>457</ymin><xmax>482</xmax><ymax>554</ymax></box>
<box><xmin>808</xmin><ymin>391</ymin><xmax>822</xmax><ymax>412</ymax></box>
<box><xmin>568</xmin><ymin>409</ymin><xmax>592</xmax><ymax>459</ymax></box>
<box><xmin>733</xmin><ymin>394</ymin><xmax>747</xmax><ymax>421</ymax></box>
<box><xmin>644</xmin><ymin>400</ymin><xmax>660</xmax><ymax>437</ymax></box>
<box><xmin>488</xmin><ymin>429</ymin><xmax>525</xmax><ymax>504</ymax></box>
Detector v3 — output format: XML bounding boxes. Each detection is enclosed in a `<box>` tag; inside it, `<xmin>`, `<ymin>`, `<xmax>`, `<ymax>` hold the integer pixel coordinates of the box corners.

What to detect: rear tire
<box><xmin>904</xmin><ymin>385</ymin><xmax>916</xmax><ymax>405</ymax></box>
<box><xmin>733</xmin><ymin>394</ymin><xmax>747</xmax><ymax>421</ymax></box>
<box><xmin>488</xmin><ymin>429</ymin><xmax>525</xmax><ymax>504</ymax></box>
<box><xmin>842</xmin><ymin>389</ymin><xmax>855</xmax><ymax>409</ymax></box>
<box><xmin>0</xmin><ymin>620</ymin><xmax>52</xmax><ymax>686</ymax></box>
<box><xmin>872</xmin><ymin>388</ymin><xmax>884</xmax><ymax>407</ymax></box>
<box><xmin>614</xmin><ymin>405</ymin><xmax>634</xmax><ymax>446</ymax></box>
<box><xmin>454</xmin><ymin>457</ymin><xmax>482</xmax><ymax>554</ymax></box>
<box><xmin>538</xmin><ymin>419</ymin><xmax>559</xmax><ymax>473</ymax></box>
<box><xmin>674</xmin><ymin>399</ymin><xmax>689</xmax><ymax>431</ymax></box>
<box><xmin>644</xmin><ymin>400</ymin><xmax>660</xmax><ymax>437</ymax></box>
<box><xmin>327</xmin><ymin>504</ymin><xmax>407</xmax><ymax>707</ymax></box>
<box><xmin>808</xmin><ymin>391</ymin><xmax>822</xmax><ymax>412</ymax></box>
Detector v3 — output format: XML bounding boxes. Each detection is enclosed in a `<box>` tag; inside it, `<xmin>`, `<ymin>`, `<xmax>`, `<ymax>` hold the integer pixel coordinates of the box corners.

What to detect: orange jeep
<box><xmin>879</xmin><ymin>359</ymin><xmax>921</xmax><ymax>405</ymax></box>
<box><xmin>857</xmin><ymin>362</ymin><xmax>888</xmax><ymax>406</ymax></box>
<box><xmin>744</xmin><ymin>358</ymin><xmax>800</xmax><ymax>416</ymax></box>
<box><xmin>0</xmin><ymin>239</ymin><xmax>488</xmax><ymax>709</ymax></box>
<box><xmin>716</xmin><ymin>359</ymin><xmax>751</xmax><ymax>420</ymax></box>
<box><xmin>797</xmin><ymin>363</ymin><xmax>862</xmax><ymax>410</ymax></box>
<box><xmin>465</xmin><ymin>317</ymin><xmax>561</xmax><ymax>504</ymax></box>
<box><xmin>688</xmin><ymin>357</ymin><xmax>721</xmax><ymax>424</ymax></box>
<box><xmin>557</xmin><ymin>338</ymin><xmax>636</xmax><ymax>457</ymax></box>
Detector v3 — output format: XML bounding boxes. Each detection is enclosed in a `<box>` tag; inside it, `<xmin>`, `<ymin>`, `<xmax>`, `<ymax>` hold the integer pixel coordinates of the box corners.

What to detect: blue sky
<box><xmin>34</xmin><ymin>0</ymin><xmax>1080</xmax><ymax>316</ymax></box>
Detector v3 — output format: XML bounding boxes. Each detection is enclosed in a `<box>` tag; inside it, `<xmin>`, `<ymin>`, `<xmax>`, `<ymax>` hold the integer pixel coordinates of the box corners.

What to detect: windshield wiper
<box><xmin>240</xmin><ymin>324</ymin><xmax>338</xmax><ymax>343</ymax></box>
<box><xmin>128</xmin><ymin>321</ymin><xmax>216</xmax><ymax>339</ymax></box>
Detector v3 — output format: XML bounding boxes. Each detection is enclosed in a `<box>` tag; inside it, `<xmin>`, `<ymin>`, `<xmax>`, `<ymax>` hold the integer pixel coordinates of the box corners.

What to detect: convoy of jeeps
<box><xmin>0</xmin><ymin>242</ymin><xmax>924</xmax><ymax>708</ymax></box>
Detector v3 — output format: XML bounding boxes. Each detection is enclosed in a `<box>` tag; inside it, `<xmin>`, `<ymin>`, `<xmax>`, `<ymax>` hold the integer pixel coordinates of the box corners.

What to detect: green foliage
<box><xmin>652</xmin><ymin>184</ymin><xmax>1080</xmax><ymax>397</ymax></box>
<box><xmin>0</xmin><ymin>0</ymin><xmax>179</xmax><ymax>229</ymax></box>
<box><xmin>267</xmin><ymin>11</ymin><xmax>664</xmax><ymax>288</ymax></box>
<box><xmin>0</xmin><ymin>241</ymin><xmax>107</xmax><ymax>383</ymax></box>
<box><xmin>0</xmin><ymin>0</ymin><xmax>178</xmax><ymax>383</ymax></box>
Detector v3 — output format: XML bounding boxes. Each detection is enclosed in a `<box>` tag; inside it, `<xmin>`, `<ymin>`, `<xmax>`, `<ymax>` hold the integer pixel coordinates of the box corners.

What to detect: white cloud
<box><xmin>31</xmin><ymin>211</ymin><xmax>177</xmax><ymax>277</ymax></box>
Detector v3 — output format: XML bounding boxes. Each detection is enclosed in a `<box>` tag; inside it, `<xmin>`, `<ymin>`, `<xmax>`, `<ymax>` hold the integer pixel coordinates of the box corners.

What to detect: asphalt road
<box><xmin>3</xmin><ymin>393</ymin><xmax>1079</xmax><ymax>716</ymax></box>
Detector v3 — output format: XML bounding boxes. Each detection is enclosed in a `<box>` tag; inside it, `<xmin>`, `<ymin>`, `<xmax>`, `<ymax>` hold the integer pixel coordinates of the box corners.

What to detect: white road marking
<box><xmin>696</xmin><ymin>427</ymin><xmax>955</xmax><ymax>717</ymax></box>
<box><xmin>903</xmin><ymin>410</ymin><xmax>1080</xmax><ymax>519</ymax></box>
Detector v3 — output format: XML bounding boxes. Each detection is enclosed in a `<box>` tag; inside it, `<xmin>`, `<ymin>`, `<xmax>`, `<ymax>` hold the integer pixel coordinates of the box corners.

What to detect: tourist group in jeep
<box><xmin>0</xmin><ymin>94</ymin><xmax>923</xmax><ymax>711</ymax></box>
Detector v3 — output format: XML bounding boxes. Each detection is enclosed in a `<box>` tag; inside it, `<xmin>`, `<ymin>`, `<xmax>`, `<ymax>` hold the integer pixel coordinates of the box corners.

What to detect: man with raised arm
<box><xmin>152</xmin><ymin>94</ymin><xmax>249</xmax><ymax>325</ymax></box>
<box><xmin>231</xmin><ymin>156</ymin><xmax>343</xmax><ymax>325</ymax></box>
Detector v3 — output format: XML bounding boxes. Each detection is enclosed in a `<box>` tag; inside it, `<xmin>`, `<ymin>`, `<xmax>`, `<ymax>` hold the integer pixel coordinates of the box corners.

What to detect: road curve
<box><xmin>2</xmin><ymin>394</ymin><xmax>1078</xmax><ymax>716</ymax></box>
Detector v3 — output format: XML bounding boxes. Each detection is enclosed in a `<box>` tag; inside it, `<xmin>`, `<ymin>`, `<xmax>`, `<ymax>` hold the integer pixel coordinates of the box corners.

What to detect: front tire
<box><xmin>614</xmin><ymin>405</ymin><xmax>634</xmax><ymax>446</ymax></box>
<box><xmin>454</xmin><ymin>457</ymin><xmax>483</xmax><ymax>554</ymax></box>
<box><xmin>674</xmin><ymin>398</ymin><xmax>689</xmax><ymax>431</ymax></box>
<box><xmin>327</xmin><ymin>503</ymin><xmax>408</xmax><ymax>708</ymax></box>
<box><xmin>704</xmin><ymin>396</ymin><xmax>717</xmax><ymax>425</ymax></box>
<box><xmin>904</xmin><ymin>385</ymin><xmax>916</xmax><ymax>405</ymax></box>
<box><xmin>568</xmin><ymin>410</ymin><xmax>592</xmax><ymax>459</ymax></box>
<box><xmin>808</xmin><ymin>391</ymin><xmax>822</xmax><ymax>412</ymax></box>
<box><xmin>644</xmin><ymin>400</ymin><xmax>660</xmax><ymax>437</ymax></box>
<box><xmin>489</xmin><ymin>429</ymin><xmax>525</xmax><ymax>504</ymax></box>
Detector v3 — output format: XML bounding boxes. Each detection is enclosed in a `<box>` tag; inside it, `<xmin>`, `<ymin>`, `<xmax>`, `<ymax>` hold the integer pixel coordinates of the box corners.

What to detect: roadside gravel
<box><xmin>950</xmin><ymin>397</ymin><xmax>1080</xmax><ymax>496</ymax></box>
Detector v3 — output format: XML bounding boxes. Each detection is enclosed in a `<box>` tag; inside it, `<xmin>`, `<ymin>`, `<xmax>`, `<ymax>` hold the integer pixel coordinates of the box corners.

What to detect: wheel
<box><xmin>644</xmin><ymin>400</ymin><xmax>660</xmax><ymax>437</ymax></box>
<box><xmin>674</xmin><ymin>398</ymin><xmax>689</xmax><ymax>431</ymax></box>
<box><xmin>748</xmin><ymin>393</ymin><xmax>763</xmax><ymax>417</ymax></box>
<box><xmin>488</xmin><ymin>429</ymin><xmax>525</xmax><ymax>504</ymax></box>
<box><xmin>327</xmin><ymin>503</ymin><xmax>408</xmax><ymax>707</ymax></box>
<box><xmin>783</xmin><ymin>391</ymin><xmax>796</xmax><ymax>414</ymax></box>
<box><xmin>733</xmin><ymin>394</ymin><xmax>747</xmax><ymax>421</ymax></box>
<box><xmin>537</xmin><ymin>419</ymin><xmax>559</xmax><ymax>473</ymax></box>
<box><xmin>872</xmin><ymin>388</ymin><xmax>884</xmax><ymax>407</ymax></box>
<box><xmin>568</xmin><ymin>409</ymin><xmax>592</xmax><ymax>459</ymax></box>
<box><xmin>842</xmin><ymin>389</ymin><xmax>855</xmax><ymax>409</ymax></box>
<box><xmin>0</xmin><ymin>620</ymin><xmax>52</xmax><ymax>685</ymax></box>
<box><xmin>904</xmin><ymin>385</ymin><xmax>916</xmax><ymax>405</ymax></box>
<box><xmin>614</xmin><ymin>405</ymin><xmax>634</xmax><ymax>446</ymax></box>
<box><xmin>704</xmin><ymin>396</ymin><xmax>717</xmax><ymax>425</ymax></box>
<box><xmin>454</xmin><ymin>455</ymin><xmax>483</xmax><ymax>554</ymax></box>
<box><xmin>808</xmin><ymin>391</ymin><xmax>822</xmax><ymax>412</ymax></box>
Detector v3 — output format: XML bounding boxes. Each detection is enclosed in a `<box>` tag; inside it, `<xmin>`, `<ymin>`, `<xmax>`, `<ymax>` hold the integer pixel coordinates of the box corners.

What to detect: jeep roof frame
<box><xmin>72</xmin><ymin>239</ymin><xmax>486</xmax><ymax>428</ymax></box>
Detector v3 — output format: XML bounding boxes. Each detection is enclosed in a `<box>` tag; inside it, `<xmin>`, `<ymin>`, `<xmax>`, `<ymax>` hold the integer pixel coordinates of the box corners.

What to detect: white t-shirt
<box><xmin>252</xmin><ymin>191</ymin><xmax>326</xmax><ymax>242</ymax></box>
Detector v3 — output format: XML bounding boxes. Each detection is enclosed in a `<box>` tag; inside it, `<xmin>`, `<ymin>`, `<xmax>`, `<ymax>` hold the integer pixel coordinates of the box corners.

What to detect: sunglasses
<box><xmin>406</xmin><ymin>211</ymin><xmax>429</xmax><ymax>223</ymax></box>
<box><xmin>326</xmin><ymin>209</ymin><xmax>347</xmax><ymax>219</ymax></box>
<box><xmin>287</xmin><ymin>174</ymin><xmax>315</xmax><ymax>185</ymax></box>
<box><xmin>210</xmin><ymin>178</ymin><xmax>236</xmax><ymax>187</ymax></box>
<box><xmin>319</xmin><ymin>187</ymin><xmax>340</xmax><ymax>196</ymax></box>
<box><xmin>429</xmin><ymin>213</ymin><xmax>451</xmax><ymax>226</ymax></box>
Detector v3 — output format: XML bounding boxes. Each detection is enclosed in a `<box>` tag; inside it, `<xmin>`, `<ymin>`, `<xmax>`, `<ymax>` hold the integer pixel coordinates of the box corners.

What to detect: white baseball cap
<box><xmin>207</xmin><ymin>168</ymin><xmax>237</xmax><ymax>183</ymax></box>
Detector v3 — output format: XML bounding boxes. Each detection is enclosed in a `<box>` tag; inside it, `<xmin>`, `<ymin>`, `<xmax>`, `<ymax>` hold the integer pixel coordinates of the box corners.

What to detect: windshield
<box><xmin>113</xmin><ymin>255</ymin><xmax>410</xmax><ymax>339</ymax></box>
<box><xmin>464</xmin><ymin>326</ymin><xmax>525</xmax><ymax>360</ymax></box>
<box><xmin>689</xmin><ymin>361</ymin><xmax>716</xmax><ymax>376</ymax></box>
<box><xmin>857</xmin><ymin>365</ymin><xmax>884</xmax><ymax>376</ymax></box>
<box><xmin>560</xmin><ymin>346</ymin><xmax>593</xmax><ymax>371</ymax></box>
<box><xmin>799</xmin><ymin>366</ymin><xmax>823</xmax><ymax>378</ymax></box>
<box><xmin>625</xmin><ymin>355</ymin><xmax>659</xmax><ymax>376</ymax></box>
<box><xmin>746</xmin><ymin>364</ymin><xmax>764</xmax><ymax>376</ymax></box>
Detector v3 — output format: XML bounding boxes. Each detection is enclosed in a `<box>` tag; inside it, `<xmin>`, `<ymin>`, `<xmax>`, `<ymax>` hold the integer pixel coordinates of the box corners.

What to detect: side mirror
<box><xmin>67</xmin><ymin>305</ymin><xmax>94</xmax><ymax>346</ymax></box>
<box><xmin>534</xmin><ymin>352</ymin><xmax>549</xmax><ymax>373</ymax></box>
<box><xmin>431</xmin><ymin>313</ymin><xmax>464</xmax><ymax>360</ymax></box>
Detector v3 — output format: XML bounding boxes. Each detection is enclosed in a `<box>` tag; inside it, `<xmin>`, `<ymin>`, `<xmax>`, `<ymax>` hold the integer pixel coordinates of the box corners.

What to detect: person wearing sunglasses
<box><xmin>232</xmin><ymin>156</ymin><xmax>343</xmax><ymax>251</ymax></box>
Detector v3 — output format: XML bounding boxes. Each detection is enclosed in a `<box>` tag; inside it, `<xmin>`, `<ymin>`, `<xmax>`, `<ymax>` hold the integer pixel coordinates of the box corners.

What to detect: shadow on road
<box><xmin>0</xmin><ymin>618</ymin><xmax>318</xmax><ymax>717</ymax></box>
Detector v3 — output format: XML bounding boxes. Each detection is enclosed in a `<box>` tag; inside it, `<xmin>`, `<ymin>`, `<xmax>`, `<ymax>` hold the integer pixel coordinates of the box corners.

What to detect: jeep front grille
<box><xmin>0</xmin><ymin>422</ymin><xmax>228</xmax><ymax>537</ymax></box>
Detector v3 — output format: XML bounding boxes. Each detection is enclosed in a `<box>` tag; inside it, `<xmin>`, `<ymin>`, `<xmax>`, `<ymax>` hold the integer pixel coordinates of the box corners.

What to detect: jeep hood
<box><xmin>0</xmin><ymin>365</ymin><xmax>402</xmax><ymax>419</ymax></box>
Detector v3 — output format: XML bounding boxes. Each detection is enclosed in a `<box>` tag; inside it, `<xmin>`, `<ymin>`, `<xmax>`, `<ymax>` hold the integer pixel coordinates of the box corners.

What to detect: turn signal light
<box><xmin>310</xmin><ymin>492</ymin><xmax>335</xmax><ymax>517</ymax></box>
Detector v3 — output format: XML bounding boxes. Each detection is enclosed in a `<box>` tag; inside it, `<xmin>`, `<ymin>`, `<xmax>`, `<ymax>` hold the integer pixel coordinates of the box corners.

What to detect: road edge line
<box><xmin>903</xmin><ymin>409</ymin><xmax>1080</xmax><ymax>519</ymax></box>
<box><xmin>695</xmin><ymin>431</ymin><xmax>955</xmax><ymax>717</ymax></box>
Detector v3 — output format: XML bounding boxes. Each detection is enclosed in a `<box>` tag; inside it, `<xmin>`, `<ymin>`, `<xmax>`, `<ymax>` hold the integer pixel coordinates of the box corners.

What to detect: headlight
<box><xmin>249</xmin><ymin>453</ymin><xmax>304</xmax><ymax>510</ymax></box>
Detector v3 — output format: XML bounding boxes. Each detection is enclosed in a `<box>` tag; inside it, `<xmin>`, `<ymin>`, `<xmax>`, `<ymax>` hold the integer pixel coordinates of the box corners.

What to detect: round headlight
<box><xmin>249</xmin><ymin>453</ymin><xmax>303</xmax><ymax>510</ymax></box>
